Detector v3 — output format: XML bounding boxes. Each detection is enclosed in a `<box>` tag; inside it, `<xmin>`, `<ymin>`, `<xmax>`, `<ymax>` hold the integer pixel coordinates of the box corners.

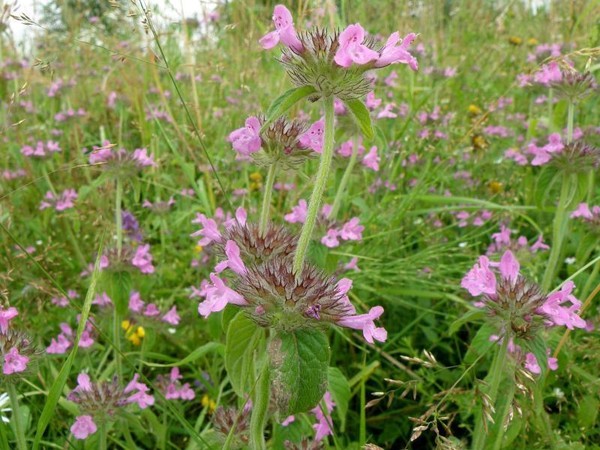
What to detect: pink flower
<box><xmin>3</xmin><ymin>347</ymin><xmax>29</xmax><ymax>374</ymax></box>
<box><xmin>374</xmin><ymin>32</ymin><xmax>418</xmax><ymax>70</ymax></box>
<box><xmin>124</xmin><ymin>374</ymin><xmax>155</xmax><ymax>409</ymax></box>
<box><xmin>365</xmin><ymin>91</ymin><xmax>382</xmax><ymax>110</ymax></box>
<box><xmin>299</xmin><ymin>118</ymin><xmax>325</xmax><ymax>153</ymax></box>
<box><xmin>228</xmin><ymin>116</ymin><xmax>262</xmax><ymax>155</ymax></box>
<box><xmin>198</xmin><ymin>274</ymin><xmax>248</xmax><ymax>318</ymax></box>
<box><xmin>0</xmin><ymin>306</ymin><xmax>18</xmax><ymax>333</ymax></box>
<box><xmin>284</xmin><ymin>200</ymin><xmax>308</xmax><ymax>224</ymax></box>
<box><xmin>321</xmin><ymin>229</ymin><xmax>340</xmax><ymax>248</ymax></box>
<box><xmin>129</xmin><ymin>291</ymin><xmax>145</xmax><ymax>313</ymax></box>
<box><xmin>131</xmin><ymin>244</ymin><xmax>155</xmax><ymax>274</ymax></box>
<box><xmin>215</xmin><ymin>240</ymin><xmax>247</xmax><ymax>275</ymax></box>
<box><xmin>362</xmin><ymin>146</ymin><xmax>380</xmax><ymax>171</ymax></box>
<box><xmin>344</xmin><ymin>257</ymin><xmax>360</xmax><ymax>272</ymax></box>
<box><xmin>162</xmin><ymin>306</ymin><xmax>180</xmax><ymax>325</ymax></box>
<box><xmin>144</xmin><ymin>304</ymin><xmax>161</xmax><ymax>317</ymax></box>
<box><xmin>461</xmin><ymin>255</ymin><xmax>496</xmax><ymax>296</ymax></box>
<box><xmin>334</xmin><ymin>24</ymin><xmax>379</xmax><ymax>68</ymax></box>
<box><xmin>311</xmin><ymin>392</ymin><xmax>335</xmax><ymax>442</ymax></box>
<box><xmin>340</xmin><ymin>217</ymin><xmax>364</xmax><ymax>241</ymax></box>
<box><xmin>71</xmin><ymin>415</ymin><xmax>97</xmax><ymax>440</ymax></box>
<box><xmin>538</xmin><ymin>281</ymin><xmax>586</xmax><ymax>330</ymax></box>
<box><xmin>132</xmin><ymin>148</ymin><xmax>157</xmax><ymax>167</ymax></box>
<box><xmin>338</xmin><ymin>306</ymin><xmax>387</xmax><ymax>343</ymax></box>
<box><xmin>376</xmin><ymin>103</ymin><xmax>397</xmax><ymax>119</ymax></box>
<box><xmin>259</xmin><ymin>5</ymin><xmax>303</xmax><ymax>53</ymax></box>
<box><xmin>191</xmin><ymin>214</ymin><xmax>223</xmax><ymax>246</ymax></box>
<box><xmin>499</xmin><ymin>250</ymin><xmax>519</xmax><ymax>284</ymax></box>
<box><xmin>571</xmin><ymin>203</ymin><xmax>593</xmax><ymax>219</ymax></box>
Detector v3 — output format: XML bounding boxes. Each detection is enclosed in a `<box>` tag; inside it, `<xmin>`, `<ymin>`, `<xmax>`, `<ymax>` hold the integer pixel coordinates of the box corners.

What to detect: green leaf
<box><xmin>33</xmin><ymin>241</ymin><xmax>104</xmax><ymax>450</ymax></box>
<box><xmin>464</xmin><ymin>323</ymin><xmax>496</xmax><ymax>365</ymax></box>
<box><xmin>225</xmin><ymin>312</ymin><xmax>265</xmax><ymax>397</ymax></box>
<box><xmin>143</xmin><ymin>342</ymin><xmax>224</xmax><ymax>367</ymax></box>
<box><xmin>103</xmin><ymin>270</ymin><xmax>132</xmax><ymax>317</ymax></box>
<box><xmin>328</xmin><ymin>367</ymin><xmax>350</xmax><ymax>431</ymax></box>
<box><xmin>448</xmin><ymin>309</ymin><xmax>485</xmax><ymax>335</ymax></box>
<box><xmin>262</xmin><ymin>85</ymin><xmax>317</xmax><ymax>132</ymax></box>
<box><xmin>270</xmin><ymin>329</ymin><xmax>330</xmax><ymax>416</ymax></box>
<box><xmin>344</xmin><ymin>98</ymin><xmax>374</xmax><ymax>140</ymax></box>
<box><xmin>577</xmin><ymin>395</ymin><xmax>599</xmax><ymax>429</ymax></box>
<box><xmin>534</xmin><ymin>165</ymin><xmax>559</xmax><ymax>209</ymax></box>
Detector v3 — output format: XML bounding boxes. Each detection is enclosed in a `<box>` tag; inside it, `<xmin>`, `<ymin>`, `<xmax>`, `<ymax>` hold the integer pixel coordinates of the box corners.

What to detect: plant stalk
<box><xmin>292</xmin><ymin>95</ymin><xmax>335</xmax><ymax>274</ymax></box>
<box><xmin>7</xmin><ymin>384</ymin><xmax>27</xmax><ymax>450</ymax></box>
<box><xmin>259</xmin><ymin>163</ymin><xmax>277</xmax><ymax>237</ymax></box>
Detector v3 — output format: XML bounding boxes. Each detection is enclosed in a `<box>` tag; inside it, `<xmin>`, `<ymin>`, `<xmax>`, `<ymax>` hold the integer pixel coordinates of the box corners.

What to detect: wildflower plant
<box><xmin>190</xmin><ymin>4</ymin><xmax>417</xmax><ymax>447</ymax></box>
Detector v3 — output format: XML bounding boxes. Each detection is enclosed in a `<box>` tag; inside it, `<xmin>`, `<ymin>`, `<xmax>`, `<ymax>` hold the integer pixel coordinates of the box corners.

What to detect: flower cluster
<box><xmin>68</xmin><ymin>373</ymin><xmax>154</xmax><ymax>439</ymax></box>
<box><xmin>155</xmin><ymin>367</ymin><xmax>195</xmax><ymax>401</ymax></box>
<box><xmin>259</xmin><ymin>5</ymin><xmax>417</xmax><ymax>102</ymax></box>
<box><xmin>47</xmin><ymin>319</ymin><xmax>95</xmax><ymax>354</ymax></box>
<box><xmin>39</xmin><ymin>189</ymin><xmax>78</xmax><ymax>211</ymax></box>
<box><xmin>193</xmin><ymin>217</ymin><xmax>386</xmax><ymax>343</ymax></box>
<box><xmin>228</xmin><ymin>115</ymin><xmax>317</xmax><ymax>169</ymax></box>
<box><xmin>88</xmin><ymin>141</ymin><xmax>156</xmax><ymax>177</ymax></box>
<box><xmin>462</xmin><ymin>250</ymin><xmax>586</xmax><ymax>373</ymax></box>
<box><xmin>20</xmin><ymin>140</ymin><xmax>61</xmax><ymax>158</ymax></box>
<box><xmin>128</xmin><ymin>291</ymin><xmax>180</xmax><ymax>326</ymax></box>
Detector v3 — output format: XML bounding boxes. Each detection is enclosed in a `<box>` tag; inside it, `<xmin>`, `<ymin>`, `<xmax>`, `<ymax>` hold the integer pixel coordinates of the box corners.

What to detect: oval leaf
<box><xmin>270</xmin><ymin>329</ymin><xmax>330</xmax><ymax>416</ymax></box>
<box><xmin>262</xmin><ymin>85</ymin><xmax>317</xmax><ymax>132</ymax></box>
<box><xmin>344</xmin><ymin>98</ymin><xmax>374</xmax><ymax>140</ymax></box>
<box><xmin>328</xmin><ymin>367</ymin><xmax>350</xmax><ymax>431</ymax></box>
<box><xmin>225</xmin><ymin>312</ymin><xmax>265</xmax><ymax>397</ymax></box>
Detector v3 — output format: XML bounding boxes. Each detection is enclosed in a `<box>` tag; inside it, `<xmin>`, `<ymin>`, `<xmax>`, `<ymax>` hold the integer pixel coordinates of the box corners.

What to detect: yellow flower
<box><xmin>508</xmin><ymin>36</ymin><xmax>523</xmax><ymax>46</ymax></box>
<box><xmin>527</xmin><ymin>38</ymin><xmax>538</xmax><ymax>46</ymax></box>
<box><xmin>122</xmin><ymin>321</ymin><xmax>145</xmax><ymax>346</ymax></box>
<box><xmin>471</xmin><ymin>134</ymin><xmax>487</xmax><ymax>150</ymax></box>
<box><xmin>249</xmin><ymin>172</ymin><xmax>262</xmax><ymax>182</ymax></box>
<box><xmin>468</xmin><ymin>104</ymin><xmax>482</xmax><ymax>116</ymax></box>
<box><xmin>194</xmin><ymin>244</ymin><xmax>203</xmax><ymax>254</ymax></box>
<box><xmin>201</xmin><ymin>394</ymin><xmax>217</xmax><ymax>413</ymax></box>
<box><xmin>488</xmin><ymin>181</ymin><xmax>503</xmax><ymax>194</ymax></box>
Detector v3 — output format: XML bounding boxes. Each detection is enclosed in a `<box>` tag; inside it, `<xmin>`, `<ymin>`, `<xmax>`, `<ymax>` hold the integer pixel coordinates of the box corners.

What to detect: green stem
<box><xmin>330</xmin><ymin>136</ymin><xmax>359</xmax><ymax>221</ymax></box>
<box><xmin>472</xmin><ymin>337</ymin><xmax>509</xmax><ymax>450</ymax></box>
<box><xmin>113</xmin><ymin>307</ymin><xmax>122</xmax><ymax>380</ymax></box>
<box><xmin>292</xmin><ymin>95</ymin><xmax>335</xmax><ymax>274</ymax></box>
<box><xmin>566</xmin><ymin>100</ymin><xmax>574</xmax><ymax>144</ymax></box>
<box><xmin>547</xmin><ymin>88</ymin><xmax>554</xmax><ymax>132</ymax></box>
<box><xmin>532</xmin><ymin>377</ymin><xmax>555</xmax><ymax>447</ymax></box>
<box><xmin>259</xmin><ymin>163</ymin><xmax>277</xmax><ymax>237</ymax></box>
<box><xmin>7</xmin><ymin>384</ymin><xmax>27</xmax><ymax>450</ymax></box>
<box><xmin>99</xmin><ymin>421</ymin><xmax>107</xmax><ymax>450</ymax></box>
<box><xmin>541</xmin><ymin>174</ymin><xmax>573</xmax><ymax>292</ymax></box>
<box><xmin>490</xmin><ymin>380</ymin><xmax>516</xmax><ymax>450</ymax></box>
<box><xmin>249</xmin><ymin>360</ymin><xmax>270</xmax><ymax>450</ymax></box>
<box><xmin>115</xmin><ymin>178</ymin><xmax>123</xmax><ymax>258</ymax></box>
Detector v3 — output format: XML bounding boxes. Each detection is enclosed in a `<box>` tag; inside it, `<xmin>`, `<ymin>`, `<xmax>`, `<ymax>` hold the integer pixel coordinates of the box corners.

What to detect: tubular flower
<box><xmin>259</xmin><ymin>5</ymin><xmax>303</xmax><ymax>53</ymax></box>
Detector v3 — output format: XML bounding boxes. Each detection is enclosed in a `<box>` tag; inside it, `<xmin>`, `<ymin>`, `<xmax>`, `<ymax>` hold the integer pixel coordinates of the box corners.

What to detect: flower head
<box><xmin>259</xmin><ymin>5</ymin><xmax>303</xmax><ymax>53</ymax></box>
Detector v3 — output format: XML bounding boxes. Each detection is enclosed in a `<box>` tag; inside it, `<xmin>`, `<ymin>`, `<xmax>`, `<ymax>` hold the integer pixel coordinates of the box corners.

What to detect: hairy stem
<box><xmin>259</xmin><ymin>163</ymin><xmax>277</xmax><ymax>237</ymax></box>
<box><xmin>472</xmin><ymin>337</ymin><xmax>509</xmax><ymax>450</ymax></box>
<box><xmin>293</xmin><ymin>95</ymin><xmax>335</xmax><ymax>274</ymax></box>
<box><xmin>115</xmin><ymin>178</ymin><xmax>123</xmax><ymax>258</ymax></box>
